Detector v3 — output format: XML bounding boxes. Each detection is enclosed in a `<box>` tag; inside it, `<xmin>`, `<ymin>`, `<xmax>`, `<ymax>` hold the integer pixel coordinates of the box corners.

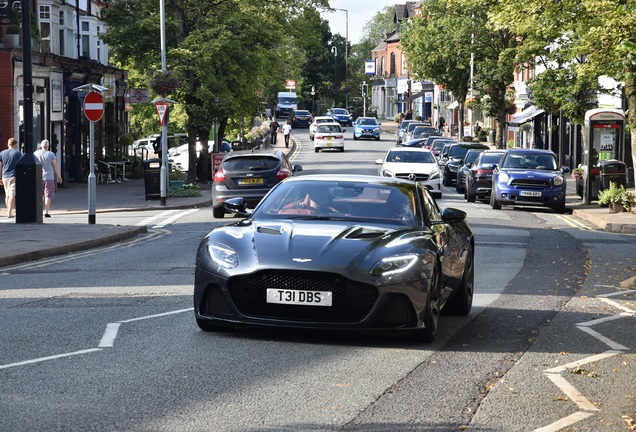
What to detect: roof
<box><xmin>508</xmin><ymin>106</ymin><xmax>545</xmax><ymax>126</ymax></box>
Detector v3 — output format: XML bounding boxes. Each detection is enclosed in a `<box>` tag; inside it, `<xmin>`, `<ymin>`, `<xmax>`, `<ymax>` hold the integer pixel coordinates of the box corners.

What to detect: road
<box><xmin>0</xmin><ymin>130</ymin><xmax>634</xmax><ymax>432</ymax></box>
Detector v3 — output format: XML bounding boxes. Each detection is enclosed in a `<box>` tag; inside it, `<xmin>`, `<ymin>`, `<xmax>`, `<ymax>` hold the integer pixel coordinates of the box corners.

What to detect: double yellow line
<box><xmin>554</xmin><ymin>214</ymin><xmax>593</xmax><ymax>231</ymax></box>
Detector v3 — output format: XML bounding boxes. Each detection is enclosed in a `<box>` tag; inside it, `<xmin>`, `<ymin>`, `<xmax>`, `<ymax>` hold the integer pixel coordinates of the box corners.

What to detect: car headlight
<box><xmin>429</xmin><ymin>170</ymin><xmax>440</xmax><ymax>180</ymax></box>
<box><xmin>498</xmin><ymin>172</ymin><xmax>509</xmax><ymax>183</ymax></box>
<box><xmin>381</xmin><ymin>169</ymin><xmax>395</xmax><ymax>177</ymax></box>
<box><xmin>371</xmin><ymin>254</ymin><xmax>419</xmax><ymax>276</ymax></box>
<box><xmin>207</xmin><ymin>242</ymin><xmax>239</xmax><ymax>269</ymax></box>
<box><xmin>374</xmin><ymin>128</ymin><xmax>380</xmax><ymax>132</ymax></box>
<box><xmin>553</xmin><ymin>175</ymin><xmax>564</xmax><ymax>186</ymax></box>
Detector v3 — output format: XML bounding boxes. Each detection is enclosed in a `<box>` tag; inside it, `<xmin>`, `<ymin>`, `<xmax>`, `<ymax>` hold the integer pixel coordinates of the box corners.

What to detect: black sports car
<box><xmin>194</xmin><ymin>175</ymin><xmax>474</xmax><ymax>342</ymax></box>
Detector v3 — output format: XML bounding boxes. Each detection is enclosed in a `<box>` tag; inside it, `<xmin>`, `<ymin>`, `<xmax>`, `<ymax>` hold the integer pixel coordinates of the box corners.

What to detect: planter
<box><xmin>5</xmin><ymin>34</ymin><xmax>20</xmax><ymax>49</ymax></box>
<box><xmin>169</xmin><ymin>180</ymin><xmax>184</xmax><ymax>189</ymax></box>
<box><xmin>608</xmin><ymin>202</ymin><xmax>624</xmax><ymax>213</ymax></box>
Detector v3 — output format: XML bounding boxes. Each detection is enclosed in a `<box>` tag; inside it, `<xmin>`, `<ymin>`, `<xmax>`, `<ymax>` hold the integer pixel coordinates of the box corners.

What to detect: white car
<box><xmin>168</xmin><ymin>142</ymin><xmax>204</xmax><ymax>171</ymax></box>
<box><xmin>375</xmin><ymin>147</ymin><xmax>442</xmax><ymax>198</ymax></box>
<box><xmin>313</xmin><ymin>123</ymin><xmax>345</xmax><ymax>152</ymax></box>
<box><xmin>309</xmin><ymin>116</ymin><xmax>338</xmax><ymax>140</ymax></box>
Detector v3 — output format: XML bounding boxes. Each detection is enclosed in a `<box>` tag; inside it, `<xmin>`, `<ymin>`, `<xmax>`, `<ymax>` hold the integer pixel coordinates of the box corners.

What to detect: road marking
<box><xmin>0</xmin><ymin>348</ymin><xmax>102</xmax><ymax>370</ymax></box>
<box><xmin>544</xmin><ymin>350</ymin><xmax>624</xmax><ymax>373</ymax></box>
<box><xmin>554</xmin><ymin>214</ymin><xmax>593</xmax><ymax>230</ymax></box>
<box><xmin>137</xmin><ymin>209</ymin><xmax>178</xmax><ymax>226</ymax></box>
<box><xmin>152</xmin><ymin>209</ymin><xmax>199</xmax><ymax>228</ymax></box>
<box><xmin>575</xmin><ymin>326</ymin><xmax>629</xmax><ymax>351</ymax></box>
<box><xmin>99</xmin><ymin>323</ymin><xmax>121</xmax><ymax>347</ymax></box>
<box><xmin>544</xmin><ymin>373</ymin><xmax>600</xmax><ymax>411</ymax></box>
<box><xmin>534</xmin><ymin>412</ymin><xmax>595</xmax><ymax>432</ymax></box>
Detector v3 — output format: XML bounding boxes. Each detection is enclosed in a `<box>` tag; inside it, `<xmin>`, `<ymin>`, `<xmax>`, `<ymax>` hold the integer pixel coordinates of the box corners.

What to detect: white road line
<box><xmin>136</xmin><ymin>209</ymin><xmax>178</xmax><ymax>226</ymax></box>
<box><xmin>576</xmin><ymin>326</ymin><xmax>630</xmax><ymax>351</ymax></box>
<box><xmin>118</xmin><ymin>308</ymin><xmax>193</xmax><ymax>323</ymax></box>
<box><xmin>544</xmin><ymin>350</ymin><xmax>624</xmax><ymax>373</ymax></box>
<box><xmin>99</xmin><ymin>323</ymin><xmax>121</xmax><ymax>347</ymax></box>
<box><xmin>0</xmin><ymin>348</ymin><xmax>102</xmax><ymax>370</ymax></box>
<box><xmin>544</xmin><ymin>373</ymin><xmax>600</xmax><ymax>411</ymax></box>
<box><xmin>152</xmin><ymin>208</ymin><xmax>199</xmax><ymax>228</ymax></box>
<box><xmin>533</xmin><ymin>412</ymin><xmax>595</xmax><ymax>432</ymax></box>
<box><xmin>577</xmin><ymin>313</ymin><xmax>630</xmax><ymax>327</ymax></box>
<box><xmin>599</xmin><ymin>297</ymin><xmax>636</xmax><ymax>314</ymax></box>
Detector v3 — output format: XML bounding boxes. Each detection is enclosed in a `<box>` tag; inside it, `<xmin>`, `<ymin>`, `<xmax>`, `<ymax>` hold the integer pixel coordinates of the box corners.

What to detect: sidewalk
<box><xmin>0</xmin><ymin>129</ymin><xmax>634</xmax><ymax>268</ymax></box>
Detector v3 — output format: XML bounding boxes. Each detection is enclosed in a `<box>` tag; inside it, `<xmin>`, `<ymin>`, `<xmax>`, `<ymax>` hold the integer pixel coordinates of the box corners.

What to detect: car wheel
<box><xmin>375</xmin><ymin>136</ymin><xmax>380</xmax><ymax>141</ymax></box>
<box><xmin>443</xmin><ymin>244</ymin><xmax>474</xmax><ymax>316</ymax></box>
<box><xmin>466</xmin><ymin>190</ymin><xmax>476</xmax><ymax>203</ymax></box>
<box><xmin>554</xmin><ymin>201</ymin><xmax>567</xmax><ymax>214</ymax></box>
<box><xmin>443</xmin><ymin>171</ymin><xmax>452</xmax><ymax>186</ymax></box>
<box><xmin>314</xmin><ymin>148</ymin><xmax>320</xmax><ymax>153</ymax></box>
<box><xmin>213</xmin><ymin>205</ymin><xmax>225</xmax><ymax>218</ymax></box>
<box><xmin>411</xmin><ymin>264</ymin><xmax>441</xmax><ymax>343</ymax></box>
<box><xmin>490</xmin><ymin>189</ymin><xmax>501</xmax><ymax>209</ymax></box>
<box><xmin>455</xmin><ymin>182</ymin><xmax>463</xmax><ymax>193</ymax></box>
<box><xmin>353</xmin><ymin>135</ymin><xmax>359</xmax><ymax>141</ymax></box>
<box><xmin>340</xmin><ymin>147</ymin><xmax>345</xmax><ymax>152</ymax></box>
<box><xmin>196</xmin><ymin>318</ymin><xmax>234</xmax><ymax>332</ymax></box>
<box><xmin>309</xmin><ymin>134</ymin><xmax>314</xmax><ymax>141</ymax></box>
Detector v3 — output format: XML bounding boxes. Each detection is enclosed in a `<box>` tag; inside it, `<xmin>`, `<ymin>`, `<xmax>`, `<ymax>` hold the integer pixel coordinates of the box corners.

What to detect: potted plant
<box><xmin>5</xmin><ymin>14</ymin><xmax>20</xmax><ymax>49</ymax></box>
<box><xmin>150</xmin><ymin>70</ymin><xmax>180</xmax><ymax>97</ymax></box>
<box><xmin>169</xmin><ymin>165</ymin><xmax>185</xmax><ymax>189</ymax></box>
<box><xmin>598</xmin><ymin>182</ymin><xmax>636</xmax><ymax>213</ymax></box>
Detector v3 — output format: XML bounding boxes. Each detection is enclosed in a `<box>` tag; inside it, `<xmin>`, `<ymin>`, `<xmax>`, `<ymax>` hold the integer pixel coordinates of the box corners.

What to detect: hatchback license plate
<box><xmin>266</xmin><ymin>289</ymin><xmax>332</xmax><ymax>306</ymax></box>
<box><xmin>520</xmin><ymin>190</ymin><xmax>542</xmax><ymax>197</ymax></box>
<box><xmin>238</xmin><ymin>178</ymin><xmax>264</xmax><ymax>185</ymax></box>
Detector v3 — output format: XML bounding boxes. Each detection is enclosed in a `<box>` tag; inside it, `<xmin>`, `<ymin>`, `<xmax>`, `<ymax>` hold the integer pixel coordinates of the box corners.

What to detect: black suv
<box><xmin>441</xmin><ymin>143</ymin><xmax>490</xmax><ymax>186</ymax></box>
<box><xmin>212</xmin><ymin>149</ymin><xmax>302</xmax><ymax>218</ymax></box>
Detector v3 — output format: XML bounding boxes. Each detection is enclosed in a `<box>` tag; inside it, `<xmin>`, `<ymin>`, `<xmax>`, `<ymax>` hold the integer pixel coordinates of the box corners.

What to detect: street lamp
<box><xmin>331</xmin><ymin>46</ymin><xmax>338</xmax><ymax>106</ymax></box>
<box><xmin>334</xmin><ymin>8</ymin><xmax>348</xmax><ymax>108</ymax></box>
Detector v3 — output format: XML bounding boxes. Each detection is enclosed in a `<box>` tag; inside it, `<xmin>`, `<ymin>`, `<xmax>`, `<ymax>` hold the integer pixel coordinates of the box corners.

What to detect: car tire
<box><xmin>443</xmin><ymin>171</ymin><xmax>452</xmax><ymax>186</ymax></box>
<box><xmin>466</xmin><ymin>190</ymin><xmax>476</xmax><ymax>203</ymax></box>
<box><xmin>455</xmin><ymin>182</ymin><xmax>464</xmax><ymax>193</ymax></box>
<box><xmin>309</xmin><ymin>134</ymin><xmax>314</xmax><ymax>141</ymax></box>
<box><xmin>353</xmin><ymin>135</ymin><xmax>359</xmax><ymax>141</ymax></box>
<box><xmin>443</xmin><ymin>244</ymin><xmax>474</xmax><ymax>316</ymax></box>
<box><xmin>490</xmin><ymin>189</ymin><xmax>502</xmax><ymax>209</ymax></box>
<box><xmin>411</xmin><ymin>264</ymin><xmax>441</xmax><ymax>343</ymax></box>
<box><xmin>196</xmin><ymin>318</ymin><xmax>234</xmax><ymax>332</ymax></box>
<box><xmin>554</xmin><ymin>201</ymin><xmax>567</xmax><ymax>214</ymax></box>
<box><xmin>375</xmin><ymin>136</ymin><xmax>380</xmax><ymax>141</ymax></box>
<box><xmin>213</xmin><ymin>206</ymin><xmax>225</xmax><ymax>219</ymax></box>
<box><xmin>340</xmin><ymin>147</ymin><xmax>345</xmax><ymax>152</ymax></box>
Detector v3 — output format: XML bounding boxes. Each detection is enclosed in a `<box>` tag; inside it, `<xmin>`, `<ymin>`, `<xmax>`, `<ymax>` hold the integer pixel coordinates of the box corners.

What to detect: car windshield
<box><xmin>295</xmin><ymin>111</ymin><xmax>310</xmax><ymax>115</ymax></box>
<box><xmin>464</xmin><ymin>150</ymin><xmax>484</xmax><ymax>164</ymax></box>
<box><xmin>223</xmin><ymin>156</ymin><xmax>279</xmax><ymax>171</ymax></box>
<box><xmin>359</xmin><ymin>118</ymin><xmax>377</xmax><ymax>125</ymax></box>
<box><xmin>332</xmin><ymin>109</ymin><xmax>348</xmax><ymax>115</ymax></box>
<box><xmin>387</xmin><ymin>151</ymin><xmax>435</xmax><ymax>164</ymax></box>
<box><xmin>279</xmin><ymin>97</ymin><xmax>296</xmax><ymax>104</ymax></box>
<box><xmin>432</xmin><ymin>141</ymin><xmax>451</xmax><ymax>151</ymax></box>
<box><xmin>317</xmin><ymin>125</ymin><xmax>341</xmax><ymax>133</ymax></box>
<box><xmin>480</xmin><ymin>154</ymin><xmax>503</xmax><ymax>165</ymax></box>
<box><xmin>449</xmin><ymin>146</ymin><xmax>473</xmax><ymax>159</ymax></box>
<box><xmin>502</xmin><ymin>153</ymin><xmax>557</xmax><ymax>170</ymax></box>
<box><xmin>254</xmin><ymin>180</ymin><xmax>419</xmax><ymax>226</ymax></box>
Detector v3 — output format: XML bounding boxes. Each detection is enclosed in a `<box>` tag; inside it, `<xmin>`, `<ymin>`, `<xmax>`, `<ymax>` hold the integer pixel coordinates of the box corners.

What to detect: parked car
<box><xmin>490</xmin><ymin>149</ymin><xmax>569</xmax><ymax>213</ymax></box>
<box><xmin>211</xmin><ymin>149</ymin><xmax>302</xmax><ymax>218</ymax></box>
<box><xmin>314</xmin><ymin>123</ymin><xmax>345</xmax><ymax>152</ymax></box>
<box><xmin>375</xmin><ymin>147</ymin><xmax>442</xmax><ymax>198</ymax></box>
<box><xmin>429</xmin><ymin>138</ymin><xmax>457</xmax><ymax>158</ymax></box>
<box><xmin>465</xmin><ymin>150</ymin><xmax>506</xmax><ymax>202</ymax></box>
<box><xmin>396</xmin><ymin>138</ymin><xmax>430</xmax><ymax>148</ymax></box>
<box><xmin>401</xmin><ymin>121</ymin><xmax>426</xmax><ymax>143</ymax></box>
<box><xmin>289</xmin><ymin>109</ymin><xmax>313</xmax><ymax>128</ymax></box>
<box><xmin>352</xmin><ymin>117</ymin><xmax>381</xmax><ymax>141</ymax></box>
<box><xmin>309</xmin><ymin>116</ymin><xmax>338</xmax><ymax>140</ymax></box>
<box><xmin>194</xmin><ymin>174</ymin><xmax>475</xmax><ymax>342</ymax></box>
<box><xmin>411</xmin><ymin>126</ymin><xmax>439</xmax><ymax>140</ymax></box>
<box><xmin>455</xmin><ymin>148</ymin><xmax>487</xmax><ymax>194</ymax></box>
<box><xmin>396</xmin><ymin>120</ymin><xmax>418</xmax><ymax>144</ymax></box>
<box><xmin>441</xmin><ymin>143</ymin><xmax>490</xmax><ymax>186</ymax></box>
<box><xmin>130</xmin><ymin>133</ymin><xmax>187</xmax><ymax>157</ymax></box>
<box><xmin>326</xmin><ymin>108</ymin><xmax>353</xmax><ymax>126</ymax></box>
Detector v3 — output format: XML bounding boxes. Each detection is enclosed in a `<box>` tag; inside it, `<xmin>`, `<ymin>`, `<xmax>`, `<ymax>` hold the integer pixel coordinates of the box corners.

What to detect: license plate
<box><xmin>520</xmin><ymin>190</ymin><xmax>541</xmax><ymax>197</ymax></box>
<box><xmin>326</xmin><ymin>137</ymin><xmax>332</xmax><ymax>140</ymax></box>
<box><xmin>266</xmin><ymin>289</ymin><xmax>332</xmax><ymax>306</ymax></box>
<box><xmin>238</xmin><ymin>178</ymin><xmax>264</xmax><ymax>185</ymax></box>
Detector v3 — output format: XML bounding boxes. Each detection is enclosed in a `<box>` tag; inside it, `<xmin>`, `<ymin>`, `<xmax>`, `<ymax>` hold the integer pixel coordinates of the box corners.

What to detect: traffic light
<box><xmin>361</xmin><ymin>83</ymin><xmax>368</xmax><ymax>97</ymax></box>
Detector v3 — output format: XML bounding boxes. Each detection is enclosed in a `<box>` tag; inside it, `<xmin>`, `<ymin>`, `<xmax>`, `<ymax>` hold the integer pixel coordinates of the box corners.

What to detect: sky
<box><xmin>321</xmin><ymin>0</ymin><xmax>397</xmax><ymax>45</ymax></box>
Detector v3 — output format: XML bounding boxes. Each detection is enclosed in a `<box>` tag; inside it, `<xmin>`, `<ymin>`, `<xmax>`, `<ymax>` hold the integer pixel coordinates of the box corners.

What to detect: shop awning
<box><xmin>508</xmin><ymin>106</ymin><xmax>545</xmax><ymax>126</ymax></box>
<box><xmin>405</xmin><ymin>90</ymin><xmax>426</xmax><ymax>102</ymax></box>
<box><xmin>446</xmin><ymin>101</ymin><xmax>459</xmax><ymax>110</ymax></box>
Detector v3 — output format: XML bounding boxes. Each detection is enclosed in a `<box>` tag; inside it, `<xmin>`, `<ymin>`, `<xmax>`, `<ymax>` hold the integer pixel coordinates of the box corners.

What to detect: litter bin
<box><xmin>599</xmin><ymin>159</ymin><xmax>627</xmax><ymax>190</ymax></box>
<box><xmin>143</xmin><ymin>158</ymin><xmax>162</xmax><ymax>200</ymax></box>
<box><xmin>488</xmin><ymin>129</ymin><xmax>495</xmax><ymax>144</ymax></box>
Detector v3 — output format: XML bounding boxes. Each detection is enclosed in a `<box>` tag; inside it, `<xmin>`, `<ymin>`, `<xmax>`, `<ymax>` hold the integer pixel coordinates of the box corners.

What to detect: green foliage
<box><xmin>598</xmin><ymin>182</ymin><xmax>636</xmax><ymax>212</ymax></box>
<box><xmin>170</xmin><ymin>183</ymin><xmax>201</xmax><ymax>197</ymax></box>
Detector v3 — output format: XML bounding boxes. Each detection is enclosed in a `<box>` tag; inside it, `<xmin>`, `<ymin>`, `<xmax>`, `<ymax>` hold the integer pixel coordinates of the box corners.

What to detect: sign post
<box><xmin>153</xmin><ymin>98</ymin><xmax>177</xmax><ymax>206</ymax></box>
<box><xmin>73</xmin><ymin>84</ymin><xmax>108</xmax><ymax>224</ymax></box>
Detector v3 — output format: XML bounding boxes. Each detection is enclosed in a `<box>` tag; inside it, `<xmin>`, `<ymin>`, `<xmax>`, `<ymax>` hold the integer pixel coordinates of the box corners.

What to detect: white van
<box><xmin>275</xmin><ymin>92</ymin><xmax>297</xmax><ymax>118</ymax></box>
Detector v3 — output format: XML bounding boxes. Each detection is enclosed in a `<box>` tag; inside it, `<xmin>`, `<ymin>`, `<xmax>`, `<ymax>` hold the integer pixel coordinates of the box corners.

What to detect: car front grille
<box><xmin>395</xmin><ymin>173</ymin><xmax>430</xmax><ymax>182</ymax></box>
<box><xmin>227</xmin><ymin>270</ymin><xmax>378</xmax><ymax>323</ymax></box>
<box><xmin>510</xmin><ymin>179</ymin><xmax>551</xmax><ymax>189</ymax></box>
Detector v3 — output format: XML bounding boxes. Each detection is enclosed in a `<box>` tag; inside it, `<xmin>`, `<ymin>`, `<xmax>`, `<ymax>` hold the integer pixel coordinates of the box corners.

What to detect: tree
<box><xmin>103</xmin><ymin>0</ymin><xmax>329</xmax><ymax>183</ymax></box>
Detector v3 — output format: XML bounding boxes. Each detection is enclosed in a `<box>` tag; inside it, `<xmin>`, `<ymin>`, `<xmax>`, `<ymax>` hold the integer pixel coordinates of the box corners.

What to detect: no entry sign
<box><xmin>84</xmin><ymin>91</ymin><xmax>104</xmax><ymax>122</ymax></box>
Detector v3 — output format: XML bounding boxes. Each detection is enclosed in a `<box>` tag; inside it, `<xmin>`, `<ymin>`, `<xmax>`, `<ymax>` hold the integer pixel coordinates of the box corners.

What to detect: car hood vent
<box><xmin>257</xmin><ymin>225</ymin><xmax>284</xmax><ymax>235</ymax></box>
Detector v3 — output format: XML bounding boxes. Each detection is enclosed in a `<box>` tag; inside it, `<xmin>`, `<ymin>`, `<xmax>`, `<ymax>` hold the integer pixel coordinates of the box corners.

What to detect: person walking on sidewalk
<box><xmin>0</xmin><ymin>137</ymin><xmax>23</xmax><ymax>218</ymax></box>
<box><xmin>34</xmin><ymin>139</ymin><xmax>63</xmax><ymax>218</ymax></box>
<box><xmin>282</xmin><ymin>119</ymin><xmax>292</xmax><ymax>148</ymax></box>
<box><xmin>270</xmin><ymin>118</ymin><xmax>280</xmax><ymax>145</ymax></box>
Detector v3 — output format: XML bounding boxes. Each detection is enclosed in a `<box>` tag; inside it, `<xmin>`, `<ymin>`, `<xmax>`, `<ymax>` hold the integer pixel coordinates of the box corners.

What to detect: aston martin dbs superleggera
<box><xmin>194</xmin><ymin>174</ymin><xmax>474</xmax><ymax>342</ymax></box>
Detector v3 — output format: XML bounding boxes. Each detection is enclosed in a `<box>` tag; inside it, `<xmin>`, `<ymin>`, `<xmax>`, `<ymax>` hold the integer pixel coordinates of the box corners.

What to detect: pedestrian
<box><xmin>270</xmin><ymin>117</ymin><xmax>280</xmax><ymax>145</ymax></box>
<box><xmin>282</xmin><ymin>119</ymin><xmax>292</xmax><ymax>148</ymax></box>
<box><xmin>437</xmin><ymin>114</ymin><xmax>446</xmax><ymax>134</ymax></box>
<box><xmin>33</xmin><ymin>139</ymin><xmax>63</xmax><ymax>218</ymax></box>
<box><xmin>152</xmin><ymin>135</ymin><xmax>162</xmax><ymax>159</ymax></box>
<box><xmin>0</xmin><ymin>137</ymin><xmax>23</xmax><ymax>218</ymax></box>
<box><xmin>405</xmin><ymin>110</ymin><xmax>413</xmax><ymax>121</ymax></box>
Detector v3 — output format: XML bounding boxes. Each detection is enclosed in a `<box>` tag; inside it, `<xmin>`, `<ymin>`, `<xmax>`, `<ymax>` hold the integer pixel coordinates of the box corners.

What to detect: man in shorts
<box><xmin>34</xmin><ymin>139</ymin><xmax>63</xmax><ymax>218</ymax></box>
<box><xmin>0</xmin><ymin>137</ymin><xmax>23</xmax><ymax>218</ymax></box>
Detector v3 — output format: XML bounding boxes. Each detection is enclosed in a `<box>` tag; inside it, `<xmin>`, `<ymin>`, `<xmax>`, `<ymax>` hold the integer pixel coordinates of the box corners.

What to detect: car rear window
<box><xmin>481</xmin><ymin>154</ymin><xmax>503</xmax><ymax>164</ymax></box>
<box><xmin>317</xmin><ymin>125</ymin><xmax>342</xmax><ymax>133</ymax></box>
<box><xmin>224</xmin><ymin>156</ymin><xmax>280</xmax><ymax>171</ymax></box>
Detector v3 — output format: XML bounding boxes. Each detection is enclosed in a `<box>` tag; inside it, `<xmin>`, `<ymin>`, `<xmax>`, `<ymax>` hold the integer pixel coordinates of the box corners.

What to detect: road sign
<box><xmin>83</xmin><ymin>91</ymin><xmax>104</xmax><ymax>122</ymax></box>
<box><xmin>155</xmin><ymin>102</ymin><xmax>169</xmax><ymax>126</ymax></box>
<box><xmin>285</xmin><ymin>79</ymin><xmax>296</xmax><ymax>89</ymax></box>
